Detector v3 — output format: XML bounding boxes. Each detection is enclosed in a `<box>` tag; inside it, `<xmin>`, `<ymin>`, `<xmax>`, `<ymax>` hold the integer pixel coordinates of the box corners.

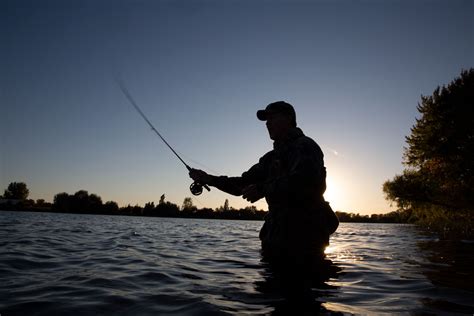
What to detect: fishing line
<box><xmin>115</xmin><ymin>76</ymin><xmax>210</xmax><ymax>196</ymax></box>
<box><xmin>175</xmin><ymin>150</ymin><xmax>222</xmax><ymax>175</ymax></box>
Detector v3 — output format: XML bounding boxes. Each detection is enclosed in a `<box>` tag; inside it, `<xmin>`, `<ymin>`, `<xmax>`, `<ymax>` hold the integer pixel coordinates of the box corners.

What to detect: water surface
<box><xmin>1</xmin><ymin>211</ymin><xmax>473</xmax><ymax>315</ymax></box>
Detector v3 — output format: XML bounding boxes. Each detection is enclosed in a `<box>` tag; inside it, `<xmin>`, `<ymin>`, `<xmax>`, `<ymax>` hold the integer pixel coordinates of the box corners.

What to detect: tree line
<box><xmin>0</xmin><ymin>183</ymin><xmax>266</xmax><ymax>220</ymax></box>
<box><xmin>1</xmin><ymin>182</ymin><xmax>409</xmax><ymax>223</ymax></box>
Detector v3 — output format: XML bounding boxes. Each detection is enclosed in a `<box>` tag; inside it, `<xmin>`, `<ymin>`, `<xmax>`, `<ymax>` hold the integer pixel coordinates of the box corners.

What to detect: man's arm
<box><xmin>189</xmin><ymin>158</ymin><xmax>267</xmax><ymax>200</ymax></box>
<box><xmin>189</xmin><ymin>169</ymin><xmax>246</xmax><ymax>196</ymax></box>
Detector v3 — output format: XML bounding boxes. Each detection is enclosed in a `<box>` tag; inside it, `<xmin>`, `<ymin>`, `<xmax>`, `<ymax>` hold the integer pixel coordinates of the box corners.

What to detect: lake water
<box><xmin>1</xmin><ymin>211</ymin><xmax>473</xmax><ymax>315</ymax></box>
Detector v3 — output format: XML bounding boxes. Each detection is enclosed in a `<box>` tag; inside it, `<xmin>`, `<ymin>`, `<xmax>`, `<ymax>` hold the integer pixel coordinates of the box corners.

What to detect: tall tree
<box><xmin>104</xmin><ymin>201</ymin><xmax>119</xmax><ymax>213</ymax></box>
<box><xmin>182</xmin><ymin>197</ymin><xmax>194</xmax><ymax>211</ymax></box>
<box><xmin>384</xmin><ymin>69</ymin><xmax>474</xmax><ymax>232</ymax></box>
<box><xmin>3</xmin><ymin>182</ymin><xmax>29</xmax><ymax>200</ymax></box>
<box><xmin>53</xmin><ymin>192</ymin><xmax>71</xmax><ymax>212</ymax></box>
<box><xmin>223</xmin><ymin>199</ymin><xmax>230</xmax><ymax>211</ymax></box>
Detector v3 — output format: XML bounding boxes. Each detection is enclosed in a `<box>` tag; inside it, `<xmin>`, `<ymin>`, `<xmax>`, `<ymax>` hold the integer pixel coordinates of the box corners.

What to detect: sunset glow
<box><xmin>1</xmin><ymin>1</ymin><xmax>472</xmax><ymax>214</ymax></box>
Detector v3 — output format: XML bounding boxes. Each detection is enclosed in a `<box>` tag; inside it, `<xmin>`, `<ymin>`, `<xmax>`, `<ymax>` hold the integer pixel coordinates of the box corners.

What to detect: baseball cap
<box><xmin>257</xmin><ymin>101</ymin><xmax>296</xmax><ymax>122</ymax></box>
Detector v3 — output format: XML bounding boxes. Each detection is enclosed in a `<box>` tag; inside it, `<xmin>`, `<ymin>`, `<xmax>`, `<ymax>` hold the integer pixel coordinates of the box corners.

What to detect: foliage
<box><xmin>104</xmin><ymin>201</ymin><xmax>119</xmax><ymax>213</ymax></box>
<box><xmin>216</xmin><ymin>199</ymin><xmax>232</xmax><ymax>212</ymax></box>
<box><xmin>181</xmin><ymin>197</ymin><xmax>195</xmax><ymax>211</ymax></box>
<box><xmin>53</xmin><ymin>190</ymin><xmax>103</xmax><ymax>214</ymax></box>
<box><xmin>384</xmin><ymin>68</ymin><xmax>474</xmax><ymax>237</ymax></box>
<box><xmin>159</xmin><ymin>194</ymin><xmax>165</xmax><ymax>205</ymax></box>
<box><xmin>335</xmin><ymin>209</ymin><xmax>414</xmax><ymax>223</ymax></box>
<box><xmin>3</xmin><ymin>182</ymin><xmax>29</xmax><ymax>200</ymax></box>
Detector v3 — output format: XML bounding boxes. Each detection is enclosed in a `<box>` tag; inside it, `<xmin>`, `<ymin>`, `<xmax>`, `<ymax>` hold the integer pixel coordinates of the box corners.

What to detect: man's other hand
<box><xmin>242</xmin><ymin>184</ymin><xmax>262</xmax><ymax>203</ymax></box>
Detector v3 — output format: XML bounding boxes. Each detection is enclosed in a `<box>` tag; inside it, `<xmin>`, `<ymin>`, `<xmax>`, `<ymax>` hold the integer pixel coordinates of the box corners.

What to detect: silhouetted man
<box><xmin>189</xmin><ymin>101</ymin><xmax>338</xmax><ymax>266</ymax></box>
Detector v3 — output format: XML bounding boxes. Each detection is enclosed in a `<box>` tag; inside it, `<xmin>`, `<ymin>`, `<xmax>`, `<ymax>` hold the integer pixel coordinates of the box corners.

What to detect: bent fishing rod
<box><xmin>116</xmin><ymin>78</ymin><xmax>210</xmax><ymax>196</ymax></box>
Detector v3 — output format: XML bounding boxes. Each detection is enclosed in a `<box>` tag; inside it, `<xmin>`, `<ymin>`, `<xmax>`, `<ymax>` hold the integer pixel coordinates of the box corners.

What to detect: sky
<box><xmin>1</xmin><ymin>0</ymin><xmax>473</xmax><ymax>214</ymax></box>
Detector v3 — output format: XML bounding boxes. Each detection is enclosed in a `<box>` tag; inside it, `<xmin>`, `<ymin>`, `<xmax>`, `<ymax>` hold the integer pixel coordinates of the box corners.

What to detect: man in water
<box><xmin>189</xmin><ymin>101</ymin><xmax>338</xmax><ymax>266</ymax></box>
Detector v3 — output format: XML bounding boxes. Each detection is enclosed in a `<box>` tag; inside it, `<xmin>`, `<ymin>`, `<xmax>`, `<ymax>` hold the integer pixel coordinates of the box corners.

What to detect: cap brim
<box><xmin>256</xmin><ymin>110</ymin><xmax>267</xmax><ymax>121</ymax></box>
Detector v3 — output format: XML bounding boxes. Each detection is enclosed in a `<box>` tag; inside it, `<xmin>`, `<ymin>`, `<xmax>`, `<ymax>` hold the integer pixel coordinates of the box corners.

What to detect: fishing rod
<box><xmin>116</xmin><ymin>78</ymin><xmax>210</xmax><ymax>196</ymax></box>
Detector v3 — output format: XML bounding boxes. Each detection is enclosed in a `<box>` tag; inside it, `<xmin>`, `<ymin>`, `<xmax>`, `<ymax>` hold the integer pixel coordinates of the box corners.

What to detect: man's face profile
<box><xmin>265</xmin><ymin>113</ymin><xmax>292</xmax><ymax>141</ymax></box>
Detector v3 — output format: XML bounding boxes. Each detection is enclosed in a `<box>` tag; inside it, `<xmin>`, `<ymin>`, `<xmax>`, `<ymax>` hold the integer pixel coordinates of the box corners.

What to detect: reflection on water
<box><xmin>256</xmin><ymin>257</ymin><xmax>342</xmax><ymax>315</ymax></box>
<box><xmin>417</xmin><ymin>238</ymin><xmax>474</xmax><ymax>314</ymax></box>
<box><xmin>324</xmin><ymin>223</ymin><xmax>474</xmax><ymax>315</ymax></box>
<box><xmin>0</xmin><ymin>211</ymin><xmax>473</xmax><ymax>315</ymax></box>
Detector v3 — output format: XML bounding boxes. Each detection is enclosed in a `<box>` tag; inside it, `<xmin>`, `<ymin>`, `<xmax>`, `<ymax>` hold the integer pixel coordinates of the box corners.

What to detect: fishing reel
<box><xmin>190</xmin><ymin>181</ymin><xmax>211</xmax><ymax>196</ymax></box>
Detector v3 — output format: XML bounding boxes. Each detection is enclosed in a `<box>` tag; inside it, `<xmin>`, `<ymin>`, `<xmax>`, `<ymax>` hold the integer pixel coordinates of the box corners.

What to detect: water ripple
<box><xmin>1</xmin><ymin>211</ymin><xmax>473</xmax><ymax>315</ymax></box>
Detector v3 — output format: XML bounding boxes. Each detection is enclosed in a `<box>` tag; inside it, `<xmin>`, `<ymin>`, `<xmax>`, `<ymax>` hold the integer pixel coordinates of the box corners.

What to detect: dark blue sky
<box><xmin>1</xmin><ymin>0</ymin><xmax>473</xmax><ymax>213</ymax></box>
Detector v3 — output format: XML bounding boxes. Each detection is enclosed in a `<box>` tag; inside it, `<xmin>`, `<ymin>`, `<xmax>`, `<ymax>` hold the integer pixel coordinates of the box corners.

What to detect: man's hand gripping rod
<box><xmin>116</xmin><ymin>78</ymin><xmax>210</xmax><ymax>196</ymax></box>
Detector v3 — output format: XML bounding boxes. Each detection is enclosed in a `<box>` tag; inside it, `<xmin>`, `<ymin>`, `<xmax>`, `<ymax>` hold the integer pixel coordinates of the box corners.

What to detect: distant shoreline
<box><xmin>0</xmin><ymin>207</ymin><xmax>411</xmax><ymax>224</ymax></box>
<box><xmin>0</xmin><ymin>183</ymin><xmax>414</xmax><ymax>225</ymax></box>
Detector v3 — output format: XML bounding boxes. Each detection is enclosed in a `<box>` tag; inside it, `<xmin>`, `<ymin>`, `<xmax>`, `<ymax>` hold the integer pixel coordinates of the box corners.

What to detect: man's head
<box><xmin>257</xmin><ymin>101</ymin><xmax>297</xmax><ymax>141</ymax></box>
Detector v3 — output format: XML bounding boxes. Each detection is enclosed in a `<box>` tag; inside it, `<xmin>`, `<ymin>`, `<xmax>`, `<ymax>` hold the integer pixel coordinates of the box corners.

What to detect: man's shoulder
<box><xmin>294</xmin><ymin>134</ymin><xmax>322</xmax><ymax>153</ymax></box>
<box><xmin>295</xmin><ymin>134</ymin><xmax>317</xmax><ymax>145</ymax></box>
<box><xmin>259</xmin><ymin>149</ymin><xmax>276</xmax><ymax>163</ymax></box>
